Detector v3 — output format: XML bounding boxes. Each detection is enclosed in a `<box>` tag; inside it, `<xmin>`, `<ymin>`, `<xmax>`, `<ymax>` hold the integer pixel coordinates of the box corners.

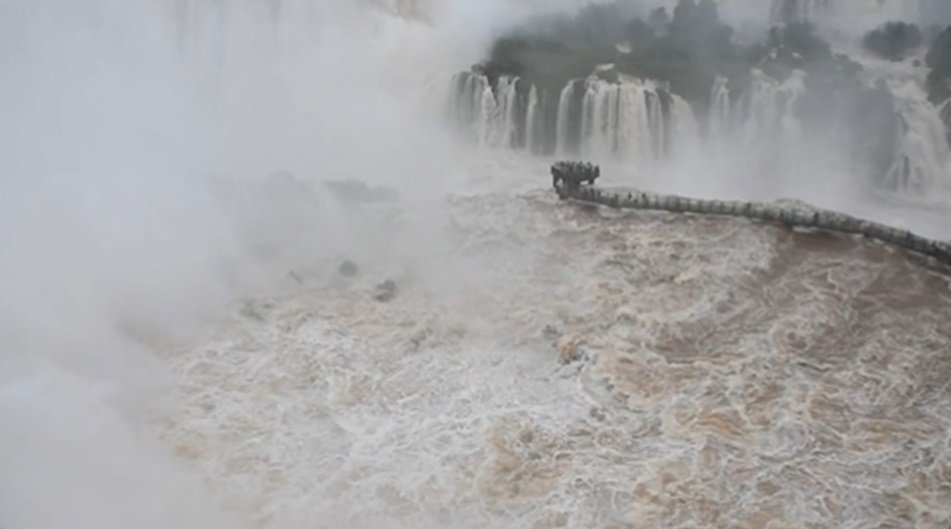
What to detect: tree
<box><xmin>925</xmin><ymin>26</ymin><xmax>951</xmax><ymax>104</ymax></box>
<box><xmin>862</xmin><ymin>22</ymin><xmax>923</xmax><ymax>61</ymax></box>
<box><xmin>648</xmin><ymin>7</ymin><xmax>670</xmax><ymax>36</ymax></box>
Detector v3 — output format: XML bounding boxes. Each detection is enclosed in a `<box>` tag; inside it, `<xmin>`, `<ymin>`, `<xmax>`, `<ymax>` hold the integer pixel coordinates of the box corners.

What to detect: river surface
<box><xmin>154</xmin><ymin>156</ymin><xmax>951</xmax><ymax>529</ymax></box>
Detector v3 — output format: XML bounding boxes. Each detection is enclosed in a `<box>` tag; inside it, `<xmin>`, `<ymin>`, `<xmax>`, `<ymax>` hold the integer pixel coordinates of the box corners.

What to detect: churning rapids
<box><xmin>154</xmin><ymin>158</ymin><xmax>951</xmax><ymax>529</ymax></box>
<box><xmin>3</xmin><ymin>1</ymin><xmax>951</xmax><ymax>529</ymax></box>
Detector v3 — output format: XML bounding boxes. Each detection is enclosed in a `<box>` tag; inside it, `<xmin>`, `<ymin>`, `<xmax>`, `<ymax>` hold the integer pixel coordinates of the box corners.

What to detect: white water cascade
<box><xmin>852</xmin><ymin>55</ymin><xmax>951</xmax><ymax>194</ymax></box>
<box><xmin>884</xmin><ymin>81</ymin><xmax>951</xmax><ymax>192</ymax></box>
<box><xmin>578</xmin><ymin>80</ymin><xmax>655</xmax><ymax>160</ymax></box>
<box><xmin>555</xmin><ymin>82</ymin><xmax>576</xmax><ymax>155</ymax></box>
<box><xmin>448</xmin><ymin>72</ymin><xmax>523</xmax><ymax>149</ymax></box>
<box><xmin>709</xmin><ymin>76</ymin><xmax>732</xmax><ymax>139</ymax></box>
<box><xmin>524</xmin><ymin>85</ymin><xmax>540</xmax><ymax>154</ymax></box>
<box><xmin>451</xmin><ymin>71</ymin><xmax>697</xmax><ymax>162</ymax></box>
<box><xmin>736</xmin><ymin>70</ymin><xmax>806</xmax><ymax>147</ymax></box>
<box><xmin>561</xmin><ymin>76</ymin><xmax>699</xmax><ymax>161</ymax></box>
<box><xmin>573</xmin><ymin>78</ymin><xmax>697</xmax><ymax>161</ymax></box>
<box><xmin>707</xmin><ymin>66</ymin><xmax>951</xmax><ymax>195</ymax></box>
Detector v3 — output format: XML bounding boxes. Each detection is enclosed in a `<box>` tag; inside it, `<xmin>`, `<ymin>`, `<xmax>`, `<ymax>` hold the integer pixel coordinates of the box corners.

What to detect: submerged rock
<box><xmin>324</xmin><ymin>180</ymin><xmax>399</xmax><ymax>203</ymax></box>
<box><xmin>339</xmin><ymin>260</ymin><xmax>359</xmax><ymax>277</ymax></box>
<box><xmin>374</xmin><ymin>279</ymin><xmax>398</xmax><ymax>302</ymax></box>
<box><xmin>557</xmin><ymin>334</ymin><xmax>585</xmax><ymax>365</ymax></box>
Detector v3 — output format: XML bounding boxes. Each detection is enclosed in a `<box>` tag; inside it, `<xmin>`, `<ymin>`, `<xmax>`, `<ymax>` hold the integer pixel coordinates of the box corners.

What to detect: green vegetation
<box><xmin>477</xmin><ymin>0</ymin><xmax>874</xmax><ymax>119</ymax></box>
<box><xmin>480</xmin><ymin>0</ymin><xmax>748</xmax><ymax>110</ymax></box>
<box><xmin>926</xmin><ymin>27</ymin><xmax>951</xmax><ymax>104</ymax></box>
<box><xmin>862</xmin><ymin>22</ymin><xmax>923</xmax><ymax>62</ymax></box>
<box><xmin>472</xmin><ymin>0</ymin><xmax>911</xmax><ymax>181</ymax></box>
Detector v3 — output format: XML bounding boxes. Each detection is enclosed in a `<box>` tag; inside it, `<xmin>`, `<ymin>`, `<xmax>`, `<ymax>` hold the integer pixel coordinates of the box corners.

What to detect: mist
<box><xmin>0</xmin><ymin>1</ymin><xmax>490</xmax><ymax>527</ymax></box>
<box><xmin>3</xmin><ymin>1</ymin><xmax>951</xmax><ymax>528</ymax></box>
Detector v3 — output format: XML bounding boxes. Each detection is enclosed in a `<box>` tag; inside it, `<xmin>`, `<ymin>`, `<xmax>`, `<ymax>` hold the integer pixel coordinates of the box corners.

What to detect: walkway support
<box><xmin>555</xmin><ymin>183</ymin><xmax>951</xmax><ymax>268</ymax></box>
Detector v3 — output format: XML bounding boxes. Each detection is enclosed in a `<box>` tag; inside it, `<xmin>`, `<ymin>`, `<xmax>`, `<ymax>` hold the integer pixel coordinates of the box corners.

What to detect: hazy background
<box><xmin>0</xmin><ymin>1</ymin><xmax>459</xmax><ymax>527</ymax></box>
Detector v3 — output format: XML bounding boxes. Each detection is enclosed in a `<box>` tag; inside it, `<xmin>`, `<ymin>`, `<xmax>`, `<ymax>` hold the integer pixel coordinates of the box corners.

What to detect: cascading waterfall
<box><xmin>450</xmin><ymin>71</ymin><xmax>694</xmax><ymax>162</ymax></box>
<box><xmin>448</xmin><ymin>71</ymin><xmax>508</xmax><ymax>148</ymax></box>
<box><xmin>450</xmin><ymin>64</ymin><xmax>950</xmax><ymax>195</ymax></box>
<box><xmin>709</xmin><ymin>76</ymin><xmax>732</xmax><ymax>138</ymax></box>
<box><xmin>555</xmin><ymin>83</ymin><xmax>576</xmax><ymax>155</ymax></box>
<box><xmin>855</xmin><ymin>57</ymin><xmax>951</xmax><ymax>193</ymax></box>
<box><xmin>645</xmin><ymin>90</ymin><xmax>666</xmax><ymax>159</ymax></box>
<box><xmin>885</xmin><ymin>83</ymin><xmax>951</xmax><ymax>192</ymax></box>
<box><xmin>670</xmin><ymin>95</ymin><xmax>701</xmax><ymax>151</ymax></box>
<box><xmin>524</xmin><ymin>85</ymin><xmax>540</xmax><ymax>154</ymax></box>
<box><xmin>706</xmin><ymin>67</ymin><xmax>951</xmax><ymax>194</ymax></box>
<box><xmin>496</xmin><ymin>76</ymin><xmax>519</xmax><ymax>149</ymax></box>
<box><xmin>737</xmin><ymin>70</ymin><xmax>806</xmax><ymax>146</ymax></box>
<box><xmin>477</xmin><ymin>77</ymin><xmax>499</xmax><ymax>148</ymax></box>
<box><xmin>562</xmin><ymin>77</ymin><xmax>693</xmax><ymax>161</ymax></box>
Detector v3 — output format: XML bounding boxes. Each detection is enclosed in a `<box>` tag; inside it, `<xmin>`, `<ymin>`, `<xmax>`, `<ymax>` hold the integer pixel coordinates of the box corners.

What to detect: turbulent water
<box><xmin>4</xmin><ymin>1</ymin><xmax>951</xmax><ymax>529</ymax></box>
<box><xmin>156</xmin><ymin>157</ymin><xmax>951</xmax><ymax>528</ymax></box>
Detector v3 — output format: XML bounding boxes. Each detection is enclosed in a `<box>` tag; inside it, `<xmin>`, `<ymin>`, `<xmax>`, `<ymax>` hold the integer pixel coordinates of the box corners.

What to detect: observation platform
<box><xmin>551</xmin><ymin>162</ymin><xmax>951</xmax><ymax>268</ymax></box>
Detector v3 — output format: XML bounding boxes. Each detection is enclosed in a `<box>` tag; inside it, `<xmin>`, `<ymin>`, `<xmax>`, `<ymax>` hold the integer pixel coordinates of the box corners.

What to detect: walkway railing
<box><xmin>555</xmin><ymin>184</ymin><xmax>951</xmax><ymax>267</ymax></box>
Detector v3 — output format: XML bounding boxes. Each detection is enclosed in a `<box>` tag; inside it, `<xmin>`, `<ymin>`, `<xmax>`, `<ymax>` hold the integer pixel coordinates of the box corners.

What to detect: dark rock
<box><xmin>374</xmin><ymin>279</ymin><xmax>398</xmax><ymax>302</ymax></box>
<box><xmin>338</xmin><ymin>260</ymin><xmax>359</xmax><ymax>277</ymax></box>
<box><xmin>324</xmin><ymin>180</ymin><xmax>400</xmax><ymax>203</ymax></box>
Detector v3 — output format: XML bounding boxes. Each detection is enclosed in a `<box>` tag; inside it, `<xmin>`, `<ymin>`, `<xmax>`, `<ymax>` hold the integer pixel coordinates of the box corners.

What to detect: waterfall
<box><xmin>449</xmin><ymin>72</ymin><xmax>695</xmax><ymax>162</ymax></box>
<box><xmin>670</xmin><ymin>94</ymin><xmax>700</xmax><ymax>154</ymax></box>
<box><xmin>525</xmin><ymin>85</ymin><xmax>539</xmax><ymax>154</ymax></box>
<box><xmin>476</xmin><ymin>79</ymin><xmax>497</xmax><ymax>147</ymax></box>
<box><xmin>567</xmin><ymin>77</ymin><xmax>699</xmax><ymax>161</ymax></box>
<box><xmin>616</xmin><ymin>83</ymin><xmax>652</xmax><ymax>161</ymax></box>
<box><xmin>445</xmin><ymin>62</ymin><xmax>949</xmax><ymax>196</ymax></box>
<box><xmin>705</xmin><ymin>66</ymin><xmax>951</xmax><ymax>194</ymax></box>
<box><xmin>555</xmin><ymin>83</ymin><xmax>575</xmax><ymax>155</ymax></box>
<box><xmin>447</xmin><ymin>71</ymin><xmax>523</xmax><ymax>149</ymax></box>
<box><xmin>854</xmin><ymin>59</ymin><xmax>951</xmax><ymax>193</ymax></box>
<box><xmin>738</xmin><ymin>70</ymin><xmax>805</xmax><ymax>146</ymax></box>
<box><xmin>566</xmin><ymin>78</ymin><xmax>692</xmax><ymax>162</ymax></box>
<box><xmin>885</xmin><ymin>84</ymin><xmax>951</xmax><ymax>192</ymax></box>
<box><xmin>710</xmin><ymin>76</ymin><xmax>731</xmax><ymax>138</ymax></box>
<box><xmin>579</xmin><ymin>80</ymin><xmax>621</xmax><ymax>158</ymax></box>
<box><xmin>495</xmin><ymin>76</ymin><xmax>519</xmax><ymax>149</ymax></box>
<box><xmin>447</xmin><ymin>71</ymin><xmax>491</xmax><ymax>144</ymax></box>
<box><xmin>646</xmin><ymin>90</ymin><xmax>666</xmax><ymax>159</ymax></box>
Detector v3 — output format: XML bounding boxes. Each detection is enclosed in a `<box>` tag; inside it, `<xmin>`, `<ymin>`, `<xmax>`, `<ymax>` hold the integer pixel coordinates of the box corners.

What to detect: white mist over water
<box><xmin>3</xmin><ymin>1</ymin><xmax>951</xmax><ymax>529</ymax></box>
<box><xmin>0</xmin><ymin>1</ymin><xmax>475</xmax><ymax>527</ymax></box>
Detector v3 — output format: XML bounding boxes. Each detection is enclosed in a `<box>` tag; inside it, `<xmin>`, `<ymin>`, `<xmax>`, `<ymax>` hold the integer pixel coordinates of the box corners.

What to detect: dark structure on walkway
<box><xmin>552</xmin><ymin>161</ymin><xmax>600</xmax><ymax>192</ymax></box>
<box><xmin>551</xmin><ymin>166</ymin><xmax>951</xmax><ymax>268</ymax></box>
